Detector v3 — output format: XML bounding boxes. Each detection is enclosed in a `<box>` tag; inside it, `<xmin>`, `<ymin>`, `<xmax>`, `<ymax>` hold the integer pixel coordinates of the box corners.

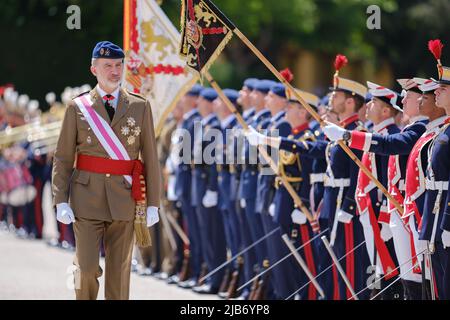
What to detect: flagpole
<box><xmin>231</xmin><ymin>28</ymin><xmax>403</xmax><ymax>215</ymax></box>
<box><xmin>204</xmin><ymin>71</ymin><xmax>315</xmax><ymax>223</ymax></box>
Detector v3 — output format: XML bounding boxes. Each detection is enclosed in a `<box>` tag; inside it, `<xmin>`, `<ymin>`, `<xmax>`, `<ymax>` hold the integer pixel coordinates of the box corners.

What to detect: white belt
<box><xmin>324</xmin><ymin>177</ymin><xmax>350</xmax><ymax>188</ymax></box>
<box><xmin>398</xmin><ymin>179</ymin><xmax>405</xmax><ymax>191</ymax></box>
<box><xmin>426</xmin><ymin>179</ymin><xmax>448</xmax><ymax>191</ymax></box>
<box><xmin>310</xmin><ymin>173</ymin><xmax>326</xmax><ymax>184</ymax></box>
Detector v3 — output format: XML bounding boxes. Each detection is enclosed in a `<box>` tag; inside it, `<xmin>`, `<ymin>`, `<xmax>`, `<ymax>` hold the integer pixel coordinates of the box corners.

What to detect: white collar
<box><xmin>183</xmin><ymin>108</ymin><xmax>198</xmax><ymax>120</ymax></box>
<box><xmin>201</xmin><ymin>113</ymin><xmax>215</xmax><ymax>126</ymax></box>
<box><xmin>253</xmin><ymin>108</ymin><xmax>269</xmax><ymax>119</ymax></box>
<box><xmin>221</xmin><ymin>114</ymin><xmax>236</xmax><ymax>129</ymax></box>
<box><xmin>426</xmin><ymin>115</ymin><xmax>449</xmax><ymax>131</ymax></box>
<box><xmin>271</xmin><ymin>110</ymin><xmax>285</xmax><ymax>122</ymax></box>
<box><xmin>243</xmin><ymin>107</ymin><xmax>255</xmax><ymax>118</ymax></box>
<box><xmin>96</xmin><ymin>85</ymin><xmax>120</xmax><ymax>101</ymax></box>
<box><xmin>409</xmin><ymin>115</ymin><xmax>428</xmax><ymax>124</ymax></box>
<box><xmin>373</xmin><ymin>117</ymin><xmax>395</xmax><ymax>133</ymax></box>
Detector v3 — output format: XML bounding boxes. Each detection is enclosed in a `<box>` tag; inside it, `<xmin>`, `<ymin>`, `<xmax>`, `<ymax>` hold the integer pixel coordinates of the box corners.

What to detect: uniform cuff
<box><xmin>349</xmin><ymin>131</ymin><xmax>372</xmax><ymax>151</ymax></box>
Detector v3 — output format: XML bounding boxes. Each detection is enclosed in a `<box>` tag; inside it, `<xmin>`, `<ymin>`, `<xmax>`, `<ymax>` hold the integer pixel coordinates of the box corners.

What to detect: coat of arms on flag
<box><xmin>123</xmin><ymin>0</ymin><xmax>199</xmax><ymax>135</ymax></box>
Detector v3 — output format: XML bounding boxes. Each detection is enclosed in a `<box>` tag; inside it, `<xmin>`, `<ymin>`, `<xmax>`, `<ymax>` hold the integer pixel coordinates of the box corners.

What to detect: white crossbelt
<box><xmin>425</xmin><ymin>179</ymin><xmax>449</xmax><ymax>191</ymax></box>
<box><xmin>324</xmin><ymin>177</ymin><xmax>351</xmax><ymax>188</ymax></box>
<box><xmin>310</xmin><ymin>173</ymin><xmax>326</xmax><ymax>184</ymax></box>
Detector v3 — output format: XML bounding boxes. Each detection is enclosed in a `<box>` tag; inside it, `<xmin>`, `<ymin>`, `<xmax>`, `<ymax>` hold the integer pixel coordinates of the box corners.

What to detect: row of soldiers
<box><xmin>146</xmin><ymin>39</ymin><xmax>450</xmax><ymax>300</ymax></box>
<box><xmin>0</xmin><ymin>85</ymin><xmax>90</xmax><ymax>250</ymax></box>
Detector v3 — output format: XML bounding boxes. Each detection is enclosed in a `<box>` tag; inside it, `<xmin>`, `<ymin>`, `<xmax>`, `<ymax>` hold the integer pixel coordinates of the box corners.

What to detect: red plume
<box><xmin>334</xmin><ymin>54</ymin><xmax>348</xmax><ymax>72</ymax></box>
<box><xmin>428</xmin><ymin>39</ymin><xmax>444</xmax><ymax>62</ymax></box>
<box><xmin>280</xmin><ymin>68</ymin><xmax>294</xmax><ymax>83</ymax></box>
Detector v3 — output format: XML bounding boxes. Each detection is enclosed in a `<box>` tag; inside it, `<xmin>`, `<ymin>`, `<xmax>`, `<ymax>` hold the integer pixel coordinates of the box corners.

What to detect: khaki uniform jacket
<box><xmin>52</xmin><ymin>87</ymin><xmax>161</xmax><ymax>222</ymax></box>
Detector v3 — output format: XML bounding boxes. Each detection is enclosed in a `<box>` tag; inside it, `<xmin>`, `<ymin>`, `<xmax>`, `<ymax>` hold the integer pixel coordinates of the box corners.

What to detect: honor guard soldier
<box><xmin>52</xmin><ymin>41</ymin><xmax>161</xmax><ymax>300</ymax></box>
<box><xmin>213</xmin><ymin>89</ymin><xmax>241</xmax><ymax>298</ymax></box>
<box><xmin>191</xmin><ymin>88</ymin><xmax>227</xmax><ymax>294</ymax></box>
<box><xmin>237</xmin><ymin>79</ymin><xmax>272</xmax><ymax>299</ymax></box>
<box><xmin>421</xmin><ymin>40</ymin><xmax>450</xmax><ymax>299</ymax></box>
<box><xmin>353</xmin><ymin>82</ymin><xmax>403</xmax><ymax>299</ymax></box>
<box><xmin>175</xmin><ymin>84</ymin><xmax>203</xmax><ymax>289</ymax></box>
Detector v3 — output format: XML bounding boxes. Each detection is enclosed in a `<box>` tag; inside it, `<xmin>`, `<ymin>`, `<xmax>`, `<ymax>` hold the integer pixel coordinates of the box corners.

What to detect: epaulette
<box><xmin>355</xmin><ymin>120</ymin><xmax>366</xmax><ymax>131</ymax></box>
<box><xmin>72</xmin><ymin>91</ymin><xmax>90</xmax><ymax>99</ymax></box>
<box><xmin>299</xmin><ymin>130</ymin><xmax>317</xmax><ymax>142</ymax></box>
<box><xmin>127</xmin><ymin>90</ymin><xmax>146</xmax><ymax>100</ymax></box>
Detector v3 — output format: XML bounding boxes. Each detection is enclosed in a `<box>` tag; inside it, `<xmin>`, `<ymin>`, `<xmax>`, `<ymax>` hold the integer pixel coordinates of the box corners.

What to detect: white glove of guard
<box><xmin>56</xmin><ymin>203</ymin><xmax>75</xmax><ymax>225</ymax></box>
<box><xmin>323</xmin><ymin>122</ymin><xmax>346</xmax><ymax>142</ymax></box>
<box><xmin>268</xmin><ymin>203</ymin><xmax>275</xmax><ymax>217</ymax></box>
<box><xmin>337</xmin><ymin>209</ymin><xmax>353</xmax><ymax>224</ymax></box>
<box><xmin>442</xmin><ymin>230</ymin><xmax>450</xmax><ymax>249</ymax></box>
<box><xmin>146</xmin><ymin>206</ymin><xmax>160</xmax><ymax>227</ymax></box>
<box><xmin>291</xmin><ymin>208</ymin><xmax>307</xmax><ymax>225</ymax></box>
<box><xmin>240</xmin><ymin>198</ymin><xmax>246</xmax><ymax>208</ymax></box>
<box><xmin>244</xmin><ymin>126</ymin><xmax>266</xmax><ymax>146</ymax></box>
<box><xmin>380</xmin><ymin>223</ymin><xmax>393</xmax><ymax>242</ymax></box>
<box><xmin>202</xmin><ymin>190</ymin><xmax>218</xmax><ymax>208</ymax></box>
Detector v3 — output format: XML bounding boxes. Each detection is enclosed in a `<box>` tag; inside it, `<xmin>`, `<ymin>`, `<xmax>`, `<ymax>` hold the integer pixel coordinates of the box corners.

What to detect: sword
<box><xmin>199</xmin><ymin>226</ymin><xmax>281</xmax><ymax>283</ymax></box>
<box><xmin>321</xmin><ymin>235</ymin><xmax>358</xmax><ymax>300</ymax></box>
<box><xmin>281</xmin><ymin>233</ymin><xmax>325</xmax><ymax>299</ymax></box>
<box><xmin>285</xmin><ymin>239</ymin><xmax>366</xmax><ymax>300</ymax></box>
<box><xmin>238</xmin><ymin>228</ymin><xmax>329</xmax><ymax>292</ymax></box>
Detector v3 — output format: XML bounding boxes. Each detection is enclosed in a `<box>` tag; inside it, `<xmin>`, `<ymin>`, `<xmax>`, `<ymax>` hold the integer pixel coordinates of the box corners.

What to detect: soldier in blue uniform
<box><xmin>212</xmin><ymin>88</ymin><xmax>241</xmax><ymax>297</ymax></box>
<box><xmin>246</xmin><ymin>68</ymin><xmax>371</xmax><ymax>300</ymax></box>
<box><xmin>237</xmin><ymin>79</ymin><xmax>273</xmax><ymax>299</ymax></box>
<box><xmin>175</xmin><ymin>84</ymin><xmax>204</xmax><ymax>289</ymax></box>
<box><xmin>191</xmin><ymin>88</ymin><xmax>227</xmax><ymax>294</ymax></box>
<box><xmin>254</xmin><ymin>82</ymin><xmax>293</xmax><ymax>299</ymax></box>
<box><xmin>422</xmin><ymin>61</ymin><xmax>450</xmax><ymax>299</ymax></box>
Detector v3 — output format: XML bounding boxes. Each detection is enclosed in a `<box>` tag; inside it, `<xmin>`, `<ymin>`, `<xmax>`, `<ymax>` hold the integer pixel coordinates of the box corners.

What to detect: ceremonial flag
<box><xmin>123</xmin><ymin>0</ymin><xmax>199</xmax><ymax>135</ymax></box>
<box><xmin>179</xmin><ymin>0</ymin><xmax>236</xmax><ymax>75</ymax></box>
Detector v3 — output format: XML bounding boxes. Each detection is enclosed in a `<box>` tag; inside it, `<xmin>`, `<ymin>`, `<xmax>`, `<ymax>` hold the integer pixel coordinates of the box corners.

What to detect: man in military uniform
<box><xmin>237</xmin><ymin>80</ymin><xmax>273</xmax><ymax>299</ymax></box>
<box><xmin>52</xmin><ymin>41</ymin><xmax>161</xmax><ymax>300</ymax></box>
<box><xmin>174</xmin><ymin>84</ymin><xmax>204</xmax><ymax>289</ymax></box>
<box><xmin>191</xmin><ymin>88</ymin><xmax>227</xmax><ymax>294</ymax></box>
<box><xmin>422</xmin><ymin>60</ymin><xmax>450</xmax><ymax>299</ymax></box>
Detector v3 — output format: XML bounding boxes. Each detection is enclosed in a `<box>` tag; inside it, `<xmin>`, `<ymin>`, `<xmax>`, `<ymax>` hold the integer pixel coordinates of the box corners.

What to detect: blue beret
<box><xmin>223</xmin><ymin>89</ymin><xmax>239</xmax><ymax>104</ymax></box>
<box><xmin>187</xmin><ymin>84</ymin><xmax>203</xmax><ymax>96</ymax></box>
<box><xmin>92</xmin><ymin>41</ymin><xmax>125</xmax><ymax>59</ymax></box>
<box><xmin>255</xmin><ymin>80</ymin><xmax>276</xmax><ymax>94</ymax></box>
<box><xmin>243</xmin><ymin>78</ymin><xmax>258</xmax><ymax>91</ymax></box>
<box><xmin>270</xmin><ymin>83</ymin><xmax>287</xmax><ymax>98</ymax></box>
<box><xmin>200</xmin><ymin>88</ymin><xmax>218</xmax><ymax>102</ymax></box>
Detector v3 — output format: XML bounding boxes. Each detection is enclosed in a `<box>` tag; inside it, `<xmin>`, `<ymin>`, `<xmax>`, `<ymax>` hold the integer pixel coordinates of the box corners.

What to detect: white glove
<box><xmin>146</xmin><ymin>206</ymin><xmax>160</xmax><ymax>227</ymax></box>
<box><xmin>291</xmin><ymin>208</ymin><xmax>307</xmax><ymax>225</ymax></box>
<box><xmin>56</xmin><ymin>203</ymin><xmax>75</xmax><ymax>225</ymax></box>
<box><xmin>323</xmin><ymin>122</ymin><xmax>346</xmax><ymax>142</ymax></box>
<box><xmin>240</xmin><ymin>198</ymin><xmax>246</xmax><ymax>208</ymax></box>
<box><xmin>202</xmin><ymin>190</ymin><xmax>218</xmax><ymax>208</ymax></box>
<box><xmin>244</xmin><ymin>126</ymin><xmax>266</xmax><ymax>146</ymax></box>
<box><xmin>337</xmin><ymin>209</ymin><xmax>353</xmax><ymax>224</ymax></box>
<box><xmin>380</xmin><ymin>223</ymin><xmax>393</xmax><ymax>242</ymax></box>
<box><xmin>442</xmin><ymin>230</ymin><xmax>450</xmax><ymax>249</ymax></box>
<box><xmin>268</xmin><ymin>203</ymin><xmax>275</xmax><ymax>217</ymax></box>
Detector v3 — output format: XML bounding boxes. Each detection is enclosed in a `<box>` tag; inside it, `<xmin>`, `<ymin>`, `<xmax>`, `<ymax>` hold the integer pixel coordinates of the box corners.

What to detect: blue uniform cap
<box><xmin>222</xmin><ymin>89</ymin><xmax>239</xmax><ymax>104</ymax></box>
<box><xmin>254</xmin><ymin>80</ymin><xmax>276</xmax><ymax>94</ymax></box>
<box><xmin>92</xmin><ymin>41</ymin><xmax>125</xmax><ymax>59</ymax></box>
<box><xmin>270</xmin><ymin>83</ymin><xmax>287</xmax><ymax>98</ymax></box>
<box><xmin>187</xmin><ymin>84</ymin><xmax>203</xmax><ymax>96</ymax></box>
<box><xmin>200</xmin><ymin>88</ymin><xmax>218</xmax><ymax>102</ymax></box>
<box><xmin>243</xmin><ymin>78</ymin><xmax>258</xmax><ymax>91</ymax></box>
